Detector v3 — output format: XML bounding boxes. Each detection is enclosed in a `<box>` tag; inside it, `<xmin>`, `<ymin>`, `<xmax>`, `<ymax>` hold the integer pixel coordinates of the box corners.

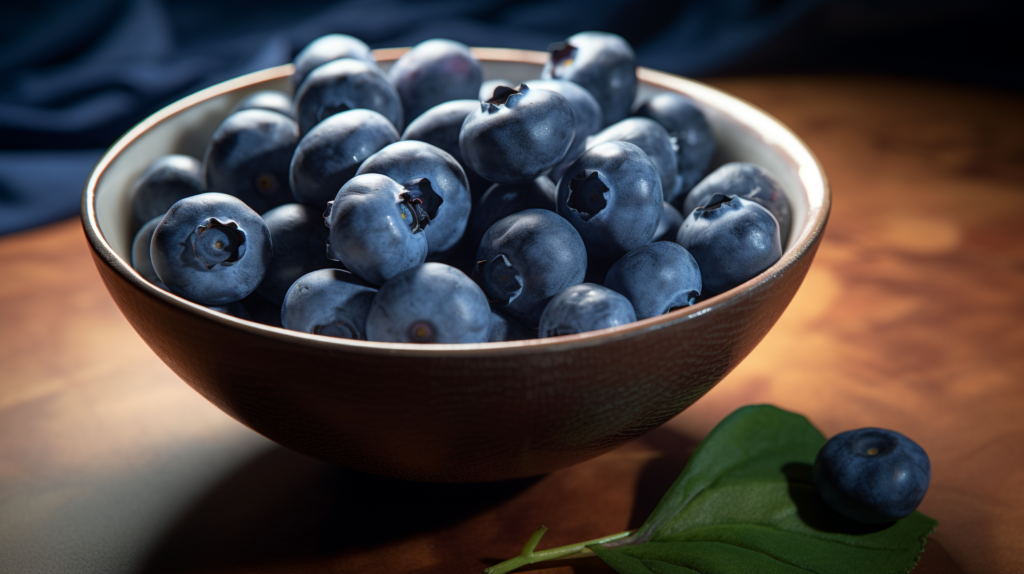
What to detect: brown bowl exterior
<box><xmin>82</xmin><ymin>49</ymin><xmax>830</xmax><ymax>482</ymax></box>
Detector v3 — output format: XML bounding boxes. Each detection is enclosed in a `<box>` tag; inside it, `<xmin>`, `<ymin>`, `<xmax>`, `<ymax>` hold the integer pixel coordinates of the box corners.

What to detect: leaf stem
<box><xmin>484</xmin><ymin>527</ymin><xmax>632</xmax><ymax>574</ymax></box>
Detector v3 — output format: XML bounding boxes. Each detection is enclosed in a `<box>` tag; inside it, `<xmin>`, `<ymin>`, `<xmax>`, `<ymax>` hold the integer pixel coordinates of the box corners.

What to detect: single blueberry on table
<box><xmin>468</xmin><ymin>177</ymin><xmax>556</xmax><ymax>248</ymax></box>
<box><xmin>151</xmin><ymin>192</ymin><xmax>272</xmax><ymax>305</ymax></box>
<box><xmin>290</xmin><ymin>108</ymin><xmax>400</xmax><ymax>208</ymax></box>
<box><xmin>356</xmin><ymin>140</ymin><xmax>471</xmax><ymax>256</ymax></box>
<box><xmin>541</xmin><ymin>31</ymin><xmax>636</xmax><ymax>127</ymax></box>
<box><xmin>388</xmin><ymin>39</ymin><xmax>483</xmax><ymax>124</ymax></box>
<box><xmin>556</xmin><ymin>141</ymin><xmax>663</xmax><ymax>262</ymax></box>
<box><xmin>675</xmin><ymin>193</ymin><xmax>781</xmax><ymax>294</ymax></box>
<box><xmin>325</xmin><ymin>173</ymin><xmax>434</xmax><ymax>286</ymax></box>
<box><xmin>488</xmin><ymin>310</ymin><xmax>536</xmax><ymax>342</ymax></box>
<box><xmin>475</xmin><ymin>209</ymin><xmax>587</xmax><ymax>327</ymax></box>
<box><xmin>292</xmin><ymin>33</ymin><xmax>375</xmax><ymax>91</ymax></box>
<box><xmin>652</xmin><ymin>201</ymin><xmax>684</xmax><ymax>242</ymax></box>
<box><xmin>256</xmin><ymin>203</ymin><xmax>342</xmax><ymax>305</ymax></box>
<box><xmin>604</xmin><ymin>241</ymin><xmax>701</xmax><ymax>320</ymax></box>
<box><xmin>539</xmin><ymin>283</ymin><xmax>636</xmax><ymax>338</ymax></box>
<box><xmin>130</xmin><ymin>154</ymin><xmax>205</xmax><ymax>224</ymax></box>
<box><xmin>682</xmin><ymin>162</ymin><xmax>792</xmax><ymax>246</ymax></box>
<box><xmin>635</xmin><ymin>93</ymin><xmax>715</xmax><ymax>200</ymax></box>
<box><xmin>295</xmin><ymin>58</ymin><xmax>403</xmax><ymax>135</ymax></box>
<box><xmin>366</xmin><ymin>262</ymin><xmax>491</xmax><ymax>344</ymax></box>
<box><xmin>585</xmin><ymin>117</ymin><xmax>680</xmax><ymax>200</ymax></box>
<box><xmin>281</xmin><ymin>268</ymin><xmax>377</xmax><ymax>340</ymax></box>
<box><xmin>202</xmin><ymin>109</ymin><xmax>299</xmax><ymax>214</ymax></box>
<box><xmin>814</xmin><ymin>428</ymin><xmax>931</xmax><ymax>524</ymax></box>
<box><xmin>460</xmin><ymin>83</ymin><xmax>575</xmax><ymax>185</ymax></box>
<box><xmin>131</xmin><ymin>215</ymin><xmax>165</xmax><ymax>288</ymax></box>
<box><xmin>401</xmin><ymin>99</ymin><xmax>491</xmax><ymax>202</ymax></box>
<box><xmin>230</xmin><ymin>90</ymin><xmax>294</xmax><ymax>119</ymax></box>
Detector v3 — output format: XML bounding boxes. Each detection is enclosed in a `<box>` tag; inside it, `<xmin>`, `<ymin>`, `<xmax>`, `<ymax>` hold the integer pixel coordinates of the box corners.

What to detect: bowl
<box><xmin>81</xmin><ymin>48</ymin><xmax>830</xmax><ymax>482</ymax></box>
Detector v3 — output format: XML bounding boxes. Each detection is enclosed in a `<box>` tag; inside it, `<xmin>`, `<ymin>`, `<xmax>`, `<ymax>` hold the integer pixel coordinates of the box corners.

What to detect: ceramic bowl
<box><xmin>81</xmin><ymin>48</ymin><xmax>830</xmax><ymax>482</ymax></box>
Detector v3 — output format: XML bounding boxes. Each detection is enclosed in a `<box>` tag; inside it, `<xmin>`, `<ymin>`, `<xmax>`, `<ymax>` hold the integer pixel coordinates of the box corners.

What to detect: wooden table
<box><xmin>2</xmin><ymin>76</ymin><xmax>1022</xmax><ymax>573</ymax></box>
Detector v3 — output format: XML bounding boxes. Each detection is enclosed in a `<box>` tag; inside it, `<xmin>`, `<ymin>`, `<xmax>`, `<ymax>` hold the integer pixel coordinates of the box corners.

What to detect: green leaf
<box><xmin>590</xmin><ymin>405</ymin><xmax>938</xmax><ymax>574</ymax></box>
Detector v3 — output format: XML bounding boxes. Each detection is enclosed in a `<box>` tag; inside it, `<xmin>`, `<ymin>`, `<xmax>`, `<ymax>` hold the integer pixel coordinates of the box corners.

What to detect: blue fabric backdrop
<box><xmin>0</xmin><ymin>0</ymin><xmax>1008</xmax><ymax>234</ymax></box>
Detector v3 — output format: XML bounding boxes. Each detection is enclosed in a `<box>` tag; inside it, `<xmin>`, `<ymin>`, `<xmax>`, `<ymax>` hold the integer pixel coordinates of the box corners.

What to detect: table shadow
<box><xmin>138</xmin><ymin>445</ymin><xmax>539</xmax><ymax>573</ymax></box>
<box><xmin>624</xmin><ymin>426</ymin><xmax>701</xmax><ymax>529</ymax></box>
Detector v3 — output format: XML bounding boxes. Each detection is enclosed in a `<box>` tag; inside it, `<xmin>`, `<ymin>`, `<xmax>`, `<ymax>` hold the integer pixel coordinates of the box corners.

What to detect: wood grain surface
<box><xmin>2</xmin><ymin>75</ymin><xmax>1022</xmax><ymax>573</ymax></box>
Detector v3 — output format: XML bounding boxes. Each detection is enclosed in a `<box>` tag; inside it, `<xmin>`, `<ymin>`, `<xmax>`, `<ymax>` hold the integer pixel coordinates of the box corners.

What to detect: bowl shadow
<box><xmin>139</xmin><ymin>445</ymin><xmax>539</xmax><ymax>573</ymax></box>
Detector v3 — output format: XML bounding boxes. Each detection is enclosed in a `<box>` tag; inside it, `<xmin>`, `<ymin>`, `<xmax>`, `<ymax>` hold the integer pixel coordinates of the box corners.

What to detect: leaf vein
<box><xmin>662</xmin><ymin>523</ymin><xmax>925</xmax><ymax>553</ymax></box>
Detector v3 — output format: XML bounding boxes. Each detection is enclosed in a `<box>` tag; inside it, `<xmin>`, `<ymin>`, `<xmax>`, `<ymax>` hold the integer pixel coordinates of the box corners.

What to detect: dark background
<box><xmin>0</xmin><ymin>0</ymin><xmax>1013</xmax><ymax>234</ymax></box>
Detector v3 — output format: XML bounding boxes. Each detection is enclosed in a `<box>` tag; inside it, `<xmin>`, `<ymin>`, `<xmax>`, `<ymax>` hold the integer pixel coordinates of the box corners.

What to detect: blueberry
<box><xmin>292</xmin><ymin>33</ymin><xmax>375</xmax><ymax>91</ymax></box>
<box><xmin>130</xmin><ymin>155</ymin><xmax>205</xmax><ymax>224</ymax></box>
<box><xmin>256</xmin><ymin>203</ymin><xmax>341</xmax><ymax>305</ymax></box>
<box><xmin>281</xmin><ymin>268</ymin><xmax>377</xmax><ymax>340</ymax></box>
<box><xmin>356</xmin><ymin>140</ymin><xmax>471</xmax><ymax>256</ymax></box>
<box><xmin>207</xmin><ymin>301</ymin><xmax>251</xmax><ymax>320</ymax></box>
<box><xmin>814</xmin><ymin>428</ymin><xmax>931</xmax><ymax>524</ymax></box>
<box><xmin>230</xmin><ymin>90</ymin><xmax>294</xmax><ymax>119</ymax></box>
<box><xmin>556</xmin><ymin>141</ymin><xmax>663</xmax><ymax>261</ymax></box>
<box><xmin>541</xmin><ymin>31</ymin><xmax>636</xmax><ymax>127</ymax></box>
<box><xmin>290</xmin><ymin>108</ymin><xmax>400</xmax><ymax>207</ymax></box>
<box><xmin>202</xmin><ymin>109</ymin><xmax>299</xmax><ymax>214</ymax></box>
<box><xmin>635</xmin><ymin>93</ymin><xmax>715</xmax><ymax>200</ymax></box>
<box><xmin>388</xmin><ymin>39</ymin><xmax>482</xmax><ymax>123</ymax></box>
<box><xmin>524</xmin><ymin>79</ymin><xmax>603</xmax><ymax>167</ymax></box>
<box><xmin>151</xmin><ymin>192</ymin><xmax>272</xmax><ymax>305</ymax></box>
<box><xmin>295</xmin><ymin>58</ymin><xmax>403</xmax><ymax>136</ymax></box>
<box><xmin>479</xmin><ymin>79</ymin><xmax>515</xmax><ymax>101</ymax></box>
<box><xmin>460</xmin><ymin>83</ymin><xmax>575</xmax><ymax>185</ymax></box>
<box><xmin>400</xmin><ymin>99</ymin><xmax>492</xmax><ymax>201</ymax></box>
<box><xmin>675</xmin><ymin>193</ymin><xmax>781</xmax><ymax>294</ymax></box>
<box><xmin>539</xmin><ymin>283</ymin><xmax>636</xmax><ymax>338</ymax></box>
<box><xmin>585</xmin><ymin>117</ymin><xmax>679</xmax><ymax>200</ymax></box>
<box><xmin>652</xmin><ymin>201</ymin><xmax>684</xmax><ymax>242</ymax></box>
<box><xmin>468</xmin><ymin>177</ymin><xmax>556</xmax><ymax>248</ymax></box>
<box><xmin>325</xmin><ymin>173</ymin><xmax>433</xmax><ymax>285</ymax></box>
<box><xmin>366</xmin><ymin>262</ymin><xmax>490</xmax><ymax>344</ymax></box>
<box><xmin>488</xmin><ymin>310</ymin><xmax>536</xmax><ymax>342</ymax></box>
<box><xmin>681</xmin><ymin>162</ymin><xmax>792</xmax><ymax>246</ymax></box>
<box><xmin>604</xmin><ymin>242</ymin><xmax>701</xmax><ymax>320</ymax></box>
<box><xmin>131</xmin><ymin>215</ymin><xmax>165</xmax><ymax>288</ymax></box>
<box><xmin>475</xmin><ymin>209</ymin><xmax>587</xmax><ymax>327</ymax></box>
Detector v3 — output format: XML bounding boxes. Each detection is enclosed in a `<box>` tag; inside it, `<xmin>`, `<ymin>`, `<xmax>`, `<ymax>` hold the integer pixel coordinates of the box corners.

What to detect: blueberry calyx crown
<box><xmin>398</xmin><ymin>178</ymin><xmax>444</xmax><ymax>233</ymax></box>
<box><xmin>547</xmin><ymin>42</ymin><xmax>577</xmax><ymax>79</ymax></box>
<box><xmin>192</xmin><ymin>217</ymin><xmax>246</xmax><ymax>269</ymax></box>
<box><xmin>254</xmin><ymin>172</ymin><xmax>280</xmax><ymax>196</ymax></box>
<box><xmin>323</xmin><ymin>201</ymin><xmax>334</xmax><ymax>227</ymax></box>
<box><xmin>407</xmin><ymin>321</ymin><xmax>436</xmax><ymax>343</ymax></box>
<box><xmin>312</xmin><ymin>319</ymin><xmax>361</xmax><ymax>340</ymax></box>
<box><xmin>473</xmin><ymin>254</ymin><xmax>524</xmax><ymax>306</ymax></box>
<box><xmin>566</xmin><ymin>170</ymin><xmax>609</xmax><ymax>222</ymax></box>
<box><xmin>666</xmin><ymin>290</ymin><xmax>701</xmax><ymax>313</ymax></box>
<box><xmin>545</xmin><ymin>325</ymin><xmax>578</xmax><ymax>338</ymax></box>
<box><xmin>850</xmin><ymin>430</ymin><xmax>898</xmax><ymax>458</ymax></box>
<box><xmin>699</xmin><ymin>193</ymin><xmax>736</xmax><ymax>214</ymax></box>
<box><xmin>318</xmin><ymin>102</ymin><xmax>351</xmax><ymax>124</ymax></box>
<box><xmin>485</xmin><ymin>83</ymin><xmax>529</xmax><ymax>110</ymax></box>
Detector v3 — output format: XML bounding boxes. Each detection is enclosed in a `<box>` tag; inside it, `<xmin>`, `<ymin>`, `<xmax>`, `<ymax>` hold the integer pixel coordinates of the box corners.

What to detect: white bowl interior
<box><xmin>94</xmin><ymin>55</ymin><xmax>824</xmax><ymax>265</ymax></box>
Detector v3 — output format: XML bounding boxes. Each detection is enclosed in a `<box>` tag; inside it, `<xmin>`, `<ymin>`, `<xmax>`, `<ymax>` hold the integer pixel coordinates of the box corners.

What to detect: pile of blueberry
<box><xmin>131</xmin><ymin>31</ymin><xmax>791</xmax><ymax>344</ymax></box>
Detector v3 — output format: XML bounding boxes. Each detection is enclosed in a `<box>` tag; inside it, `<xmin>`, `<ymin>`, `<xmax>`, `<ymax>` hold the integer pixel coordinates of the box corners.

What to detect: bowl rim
<box><xmin>81</xmin><ymin>47</ymin><xmax>831</xmax><ymax>358</ymax></box>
